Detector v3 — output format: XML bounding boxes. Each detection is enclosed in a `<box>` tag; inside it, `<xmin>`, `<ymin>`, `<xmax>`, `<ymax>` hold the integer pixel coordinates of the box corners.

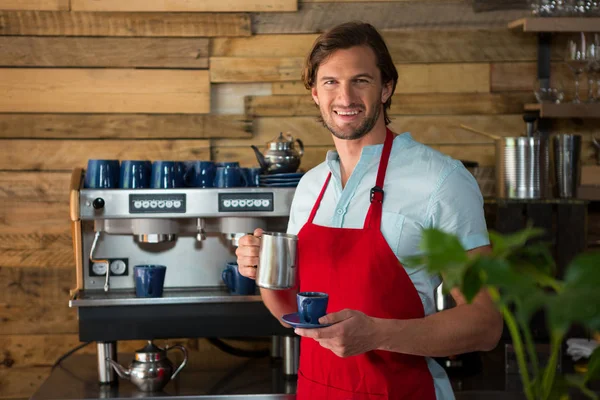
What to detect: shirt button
<box><xmin>336</xmin><ymin>208</ymin><xmax>343</xmax><ymax>215</ymax></box>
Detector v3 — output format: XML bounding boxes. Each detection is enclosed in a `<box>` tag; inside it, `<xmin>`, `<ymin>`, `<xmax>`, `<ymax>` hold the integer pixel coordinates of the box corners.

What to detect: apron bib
<box><xmin>295</xmin><ymin>128</ymin><xmax>436</xmax><ymax>399</ymax></box>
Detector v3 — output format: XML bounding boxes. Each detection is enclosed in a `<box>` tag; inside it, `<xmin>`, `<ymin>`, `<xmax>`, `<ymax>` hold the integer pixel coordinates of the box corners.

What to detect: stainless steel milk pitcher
<box><xmin>256</xmin><ymin>232</ymin><xmax>298</xmax><ymax>289</ymax></box>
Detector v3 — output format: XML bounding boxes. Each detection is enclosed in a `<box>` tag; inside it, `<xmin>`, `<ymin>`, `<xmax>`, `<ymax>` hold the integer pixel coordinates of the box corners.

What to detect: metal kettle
<box><xmin>251</xmin><ymin>132</ymin><xmax>304</xmax><ymax>174</ymax></box>
<box><xmin>107</xmin><ymin>340</ymin><xmax>188</xmax><ymax>392</ymax></box>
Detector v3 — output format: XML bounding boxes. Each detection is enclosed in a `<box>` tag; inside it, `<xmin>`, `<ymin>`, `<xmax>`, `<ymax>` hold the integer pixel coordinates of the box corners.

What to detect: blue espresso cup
<box><xmin>216</xmin><ymin>162</ymin><xmax>240</xmax><ymax>168</ymax></box>
<box><xmin>134</xmin><ymin>265</ymin><xmax>167</xmax><ymax>298</ymax></box>
<box><xmin>184</xmin><ymin>161</ymin><xmax>216</xmax><ymax>188</ymax></box>
<box><xmin>214</xmin><ymin>166</ymin><xmax>247</xmax><ymax>188</ymax></box>
<box><xmin>297</xmin><ymin>292</ymin><xmax>329</xmax><ymax>324</ymax></box>
<box><xmin>242</xmin><ymin>167</ymin><xmax>262</xmax><ymax>188</ymax></box>
<box><xmin>120</xmin><ymin>160</ymin><xmax>151</xmax><ymax>189</ymax></box>
<box><xmin>222</xmin><ymin>262</ymin><xmax>256</xmax><ymax>295</ymax></box>
<box><xmin>84</xmin><ymin>159</ymin><xmax>120</xmax><ymax>189</ymax></box>
<box><xmin>151</xmin><ymin>161</ymin><xmax>185</xmax><ymax>189</ymax></box>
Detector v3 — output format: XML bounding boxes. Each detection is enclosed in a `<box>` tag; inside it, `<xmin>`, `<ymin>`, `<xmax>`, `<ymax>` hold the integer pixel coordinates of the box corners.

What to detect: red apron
<box><xmin>295</xmin><ymin>128</ymin><xmax>436</xmax><ymax>400</ymax></box>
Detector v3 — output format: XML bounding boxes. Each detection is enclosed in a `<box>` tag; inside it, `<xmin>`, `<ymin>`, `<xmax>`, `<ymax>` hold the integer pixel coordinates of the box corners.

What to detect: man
<box><xmin>236</xmin><ymin>21</ymin><xmax>502</xmax><ymax>399</ymax></box>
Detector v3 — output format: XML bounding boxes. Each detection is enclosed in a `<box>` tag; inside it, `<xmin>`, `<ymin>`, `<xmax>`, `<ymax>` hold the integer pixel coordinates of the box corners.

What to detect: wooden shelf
<box><xmin>524</xmin><ymin>103</ymin><xmax>600</xmax><ymax>118</ymax></box>
<box><xmin>509</xmin><ymin>17</ymin><xmax>600</xmax><ymax>32</ymax></box>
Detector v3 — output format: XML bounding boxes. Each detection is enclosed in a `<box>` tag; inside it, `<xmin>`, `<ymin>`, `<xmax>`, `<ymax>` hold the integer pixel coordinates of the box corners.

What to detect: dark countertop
<box><xmin>30</xmin><ymin>344</ymin><xmax>598</xmax><ymax>400</ymax></box>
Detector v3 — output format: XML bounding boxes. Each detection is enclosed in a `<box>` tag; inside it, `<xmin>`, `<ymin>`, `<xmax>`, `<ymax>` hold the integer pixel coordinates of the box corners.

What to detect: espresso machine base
<box><xmin>76</xmin><ymin>299</ymin><xmax>292</xmax><ymax>342</ymax></box>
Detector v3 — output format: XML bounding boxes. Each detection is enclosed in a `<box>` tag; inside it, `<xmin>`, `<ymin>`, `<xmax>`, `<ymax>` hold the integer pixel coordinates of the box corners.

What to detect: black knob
<box><xmin>92</xmin><ymin>198</ymin><xmax>105</xmax><ymax>210</ymax></box>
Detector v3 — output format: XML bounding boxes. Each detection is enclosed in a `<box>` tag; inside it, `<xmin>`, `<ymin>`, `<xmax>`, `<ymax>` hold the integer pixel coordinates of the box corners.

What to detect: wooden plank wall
<box><xmin>1</xmin><ymin>0</ymin><xmax>599</xmax><ymax>397</ymax></box>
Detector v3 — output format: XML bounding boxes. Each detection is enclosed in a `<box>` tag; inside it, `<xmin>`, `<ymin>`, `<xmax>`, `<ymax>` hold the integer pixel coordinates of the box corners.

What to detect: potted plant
<box><xmin>408</xmin><ymin>227</ymin><xmax>600</xmax><ymax>400</ymax></box>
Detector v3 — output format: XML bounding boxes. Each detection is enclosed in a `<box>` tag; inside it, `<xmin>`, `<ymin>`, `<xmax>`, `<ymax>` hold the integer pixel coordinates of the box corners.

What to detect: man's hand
<box><xmin>294</xmin><ymin>309</ymin><xmax>380</xmax><ymax>358</ymax></box>
<box><xmin>235</xmin><ymin>228</ymin><xmax>263</xmax><ymax>279</ymax></box>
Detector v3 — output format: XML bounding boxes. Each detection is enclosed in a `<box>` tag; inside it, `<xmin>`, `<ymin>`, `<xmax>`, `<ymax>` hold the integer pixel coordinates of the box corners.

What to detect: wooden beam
<box><xmin>212</xmin><ymin>30</ymin><xmax>539</xmax><ymax>62</ymax></box>
<box><xmin>210</xmin><ymin>57</ymin><xmax>304</xmax><ymax>83</ymax></box>
<box><xmin>508</xmin><ymin>17</ymin><xmax>600</xmax><ymax>32</ymax></box>
<box><xmin>211</xmin><ymin>34</ymin><xmax>317</xmax><ymax>57</ymax></box>
<box><xmin>211</xmin><ymin>83</ymin><xmax>272</xmax><ymax>115</ymax></box>
<box><xmin>0</xmin><ymin>302</ymin><xmax>78</xmax><ymax>334</ymax></box>
<box><xmin>245</xmin><ymin>93</ymin><xmax>534</xmax><ymax>117</ymax></box>
<box><xmin>0</xmin><ymin>0</ymin><xmax>68</xmax><ymax>10</ymax></box>
<box><xmin>473</xmin><ymin>0</ymin><xmax>527</xmax><ymax>12</ymax></box>
<box><xmin>252</xmin><ymin>2</ymin><xmax>528</xmax><ymax>34</ymax></box>
<box><xmin>0</xmin><ymin>139</ymin><xmax>210</xmax><ymax>170</ymax></box>
<box><xmin>0</xmin><ymin>11</ymin><xmax>251</xmax><ymax>37</ymax></box>
<box><xmin>0</xmin><ymin>69</ymin><xmax>210</xmax><ymax>114</ymax></box>
<box><xmin>396</xmin><ymin>63</ymin><xmax>490</xmax><ymax>93</ymax></box>
<box><xmin>212</xmin><ymin>59</ymin><xmax>490</xmax><ymax>92</ymax></box>
<box><xmin>1</xmin><ymin>249</ymin><xmax>74</xmax><ymax>269</ymax></box>
<box><xmin>0</xmin><ymin>37</ymin><xmax>209</xmax><ymax>68</ymax></box>
<box><xmin>72</xmin><ymin>0</ymin><xmax>296</xmax><ymax>12</ymax></box>
<box><xmin>0</xmin><ymin>201</ymin><xmax>70</xmax><ymax>235</ymax></box>
<box><xmin>0</xmin><ymin>266</ymin><xmax>74</xmax><ymax>303</ymax></box>
<box><xmin>272</xmin><ymin>82</ymin><xmax>309</xmax><ymax>95</ymax></box>
<box><xmin>0</xmin><ymin>233</ymin><xmax>72</xmax><ymax>251</ymax></box>
<box><xmin>240</xmin><ymin>115</ymin><xmax>526</xmax><ymax>147</ymax></box>
<box><xmin>0</xmin><ymin>114</ymin><xmax>252</xmax><ymax>139</ymax></box>
<box><xmin>0</xmin><ymin>171</ymin><xmax>70</xmax><ymax>203</ymax></box>
<box><xmin>490</xmin><ymin>62</ymin><xmax>571</xmax><ymax>92</ymax></box>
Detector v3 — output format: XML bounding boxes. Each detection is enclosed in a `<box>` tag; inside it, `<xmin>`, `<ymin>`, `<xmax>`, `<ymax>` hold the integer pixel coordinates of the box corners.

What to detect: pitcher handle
<box><xmin>166</xmin><ymin>345</ymin><xmax>188</xmax><ymax>380</ymax></box>
<box><xmin>296</xmin><ymin>138</ymin><xmax>304</xmax><ymax>157</ymax></box>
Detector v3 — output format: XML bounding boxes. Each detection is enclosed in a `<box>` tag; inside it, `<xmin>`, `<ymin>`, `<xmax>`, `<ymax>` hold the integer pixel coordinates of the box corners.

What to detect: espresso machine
<box><xmin>68</xmin><ymin>168</ymin><xmax>299</xmax><ymax>387</ymax></box>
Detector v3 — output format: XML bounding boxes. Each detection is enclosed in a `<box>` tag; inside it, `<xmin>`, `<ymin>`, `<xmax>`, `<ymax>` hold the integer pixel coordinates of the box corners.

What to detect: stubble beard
<box><xmin>318</xmin><ymin>100</ymin><xmax>382</xmax><ymax>141</ymax></box>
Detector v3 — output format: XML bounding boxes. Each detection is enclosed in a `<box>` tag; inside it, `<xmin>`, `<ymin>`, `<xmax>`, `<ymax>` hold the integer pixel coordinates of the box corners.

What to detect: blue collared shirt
<box><xmin>287</xmin><ymin>132</ymin><xmax>490</xmax><ymax>400</ymax></box>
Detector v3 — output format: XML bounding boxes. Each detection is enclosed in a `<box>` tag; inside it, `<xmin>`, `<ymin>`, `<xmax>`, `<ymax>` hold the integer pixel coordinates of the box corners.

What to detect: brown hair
<box><xmin>302</xmin><ymin>21</ymin><xmax>398</xmax><ymax>125</ymax></box>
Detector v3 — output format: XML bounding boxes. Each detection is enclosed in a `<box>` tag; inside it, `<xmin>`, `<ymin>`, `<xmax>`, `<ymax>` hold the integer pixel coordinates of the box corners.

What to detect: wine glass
<box><xmin>586</xmin><ymin>35</ymin><xmax>599</xmax><ymax>102</ymax></box>
<box><xmin>565</xmin><ymin>32</ymin><xmax>589</xmax><ymax>104</ymax></box>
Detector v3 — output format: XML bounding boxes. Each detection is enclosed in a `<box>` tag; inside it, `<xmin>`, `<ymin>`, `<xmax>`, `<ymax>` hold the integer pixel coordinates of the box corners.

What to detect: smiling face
<box><xmin>311</xmin><ymin>45</ymin><xmax>393</xmax><ymax>141</ymax></box>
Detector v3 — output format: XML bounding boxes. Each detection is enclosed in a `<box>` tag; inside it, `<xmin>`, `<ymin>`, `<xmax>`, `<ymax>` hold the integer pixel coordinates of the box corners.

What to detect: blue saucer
<box><xmin>259</xmin><ymin>177</ymin><xmax>302</xmax><ymax>183</ymax></box>
<box><xmin>260</xmin><ymin>173</ymin><xmax>304</xmax><ymax>179</ymax></box>
<box><xmin>282</xmin><ymin>312</ymin><xmax>332</xmax><ymax>329</ymax></box>
<box><xmin>260</xmin><ymin>182</ymin><xmax>298</xmax><ymax>188</ymax></box>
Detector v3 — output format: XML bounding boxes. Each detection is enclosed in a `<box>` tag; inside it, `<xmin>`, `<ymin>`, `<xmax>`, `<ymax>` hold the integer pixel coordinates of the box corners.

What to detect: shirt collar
<box><xmin>325</xmin><ymin>132</ymin><xmax>413</xmax><ymax>171</ymax></box>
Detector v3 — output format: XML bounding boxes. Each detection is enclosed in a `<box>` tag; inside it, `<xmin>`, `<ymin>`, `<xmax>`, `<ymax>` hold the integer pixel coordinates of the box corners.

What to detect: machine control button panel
<box><xmin>218</xmin><ymin>192</ymin><xmax>274</xmax><ymax>212</ymax></box>
<box><xmin>129</xmin><ymin>194</ymin><xmax>186</xmax><ymax>214</ymax></box>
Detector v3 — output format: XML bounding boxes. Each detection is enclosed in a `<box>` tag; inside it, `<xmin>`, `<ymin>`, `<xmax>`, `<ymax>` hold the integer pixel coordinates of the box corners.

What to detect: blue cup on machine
<box><xmin>214</xmin><ymin>166</ymin><xmax>247</xmax><ymax>188</ymax></box>
<box><xmin>151</xmin><ymin>161</ymin><xmax>185</xmax><ymax>189</ymax></box>
<box><xmin>134</xmin><ymin>265</ymin><xmax>167</xmax><ymax>298</ymax></box>
<box><xmin>297</xmin><ymin>292</ymin><xmax>329</xmax><ymax>324</ymax></box>
<box><xmin>242</xmin><ymin>167</ymin><xmax>262</xmax><ymax>187</ymax></box>
<box><xmin>84</xmin><ymin>159</ymin><xmax>120</xmax><ymax>189</ymax></box>
<box><xmin>120</xmin><ymin>160</ymin><xmax>151</xmax><ymax>189</ymax></box>
<box><xmin>184</xmin><ymin>161</ymin><xmax>216</xmax><ymax>188</ymax></box>
<box><xmin>222</xmin><ymin>262</ymin><xmax>256</xmax><ymax>295</ymax></box>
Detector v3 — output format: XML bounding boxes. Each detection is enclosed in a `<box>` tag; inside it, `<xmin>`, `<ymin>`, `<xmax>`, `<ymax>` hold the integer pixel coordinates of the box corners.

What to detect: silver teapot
<box><xmin>251</xmin><ymin>132</ymin><xmax>304</xmax><ymax>174</ymax></box>
<box><xmin>107</xmin><ymin>340</ymin><xmax>188</xmax><ymax>392</ymax></box>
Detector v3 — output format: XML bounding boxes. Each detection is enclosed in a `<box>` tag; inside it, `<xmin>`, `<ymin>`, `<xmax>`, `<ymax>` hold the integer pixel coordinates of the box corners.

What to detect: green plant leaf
<box><xmin>461</xmin><ymin>263</ymin><xmax>483</xmax><ymax>303</ymax></box>
<box><xmin>546</xmin><ymin>375</ymin><xmax>571</xmax><ymax>400</ymax></box>
<box><xmin>489</xmin><ymin>227</ymin><xmax>546</xmax><ymax>257</ymax></box>
<box><xmin>549</xmin><ymin>251</ymin><xmax>600</xmax><ymax>333</ymax></box>
<box><xmin>406</xmin><ymin>229</ymin><xmax>470</xmax><ymax>289</ymax></box>
<box><xmin>565</xmin><ymin>373</ymin><xmax>599</xmax><ymax>400</ymax></box>
<box><xmin>585</xmin><ymin>345</ymin><xmax>600</xmax><ymax>384</ymax></box>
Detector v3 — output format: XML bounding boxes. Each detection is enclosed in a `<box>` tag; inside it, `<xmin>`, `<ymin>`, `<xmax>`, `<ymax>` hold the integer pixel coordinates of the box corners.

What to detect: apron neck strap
<box><xmin>364</xmin><ymin>128</ymin><xmax>394</xmax><ymax>230</ymax></box>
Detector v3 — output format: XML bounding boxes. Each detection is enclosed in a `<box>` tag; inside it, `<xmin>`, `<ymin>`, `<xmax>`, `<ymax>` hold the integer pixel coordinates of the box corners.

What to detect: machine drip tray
<box><xmin>70</xmin><ymin>288</ymin><xmax>263</xmax><ymax>307</ymax></box>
